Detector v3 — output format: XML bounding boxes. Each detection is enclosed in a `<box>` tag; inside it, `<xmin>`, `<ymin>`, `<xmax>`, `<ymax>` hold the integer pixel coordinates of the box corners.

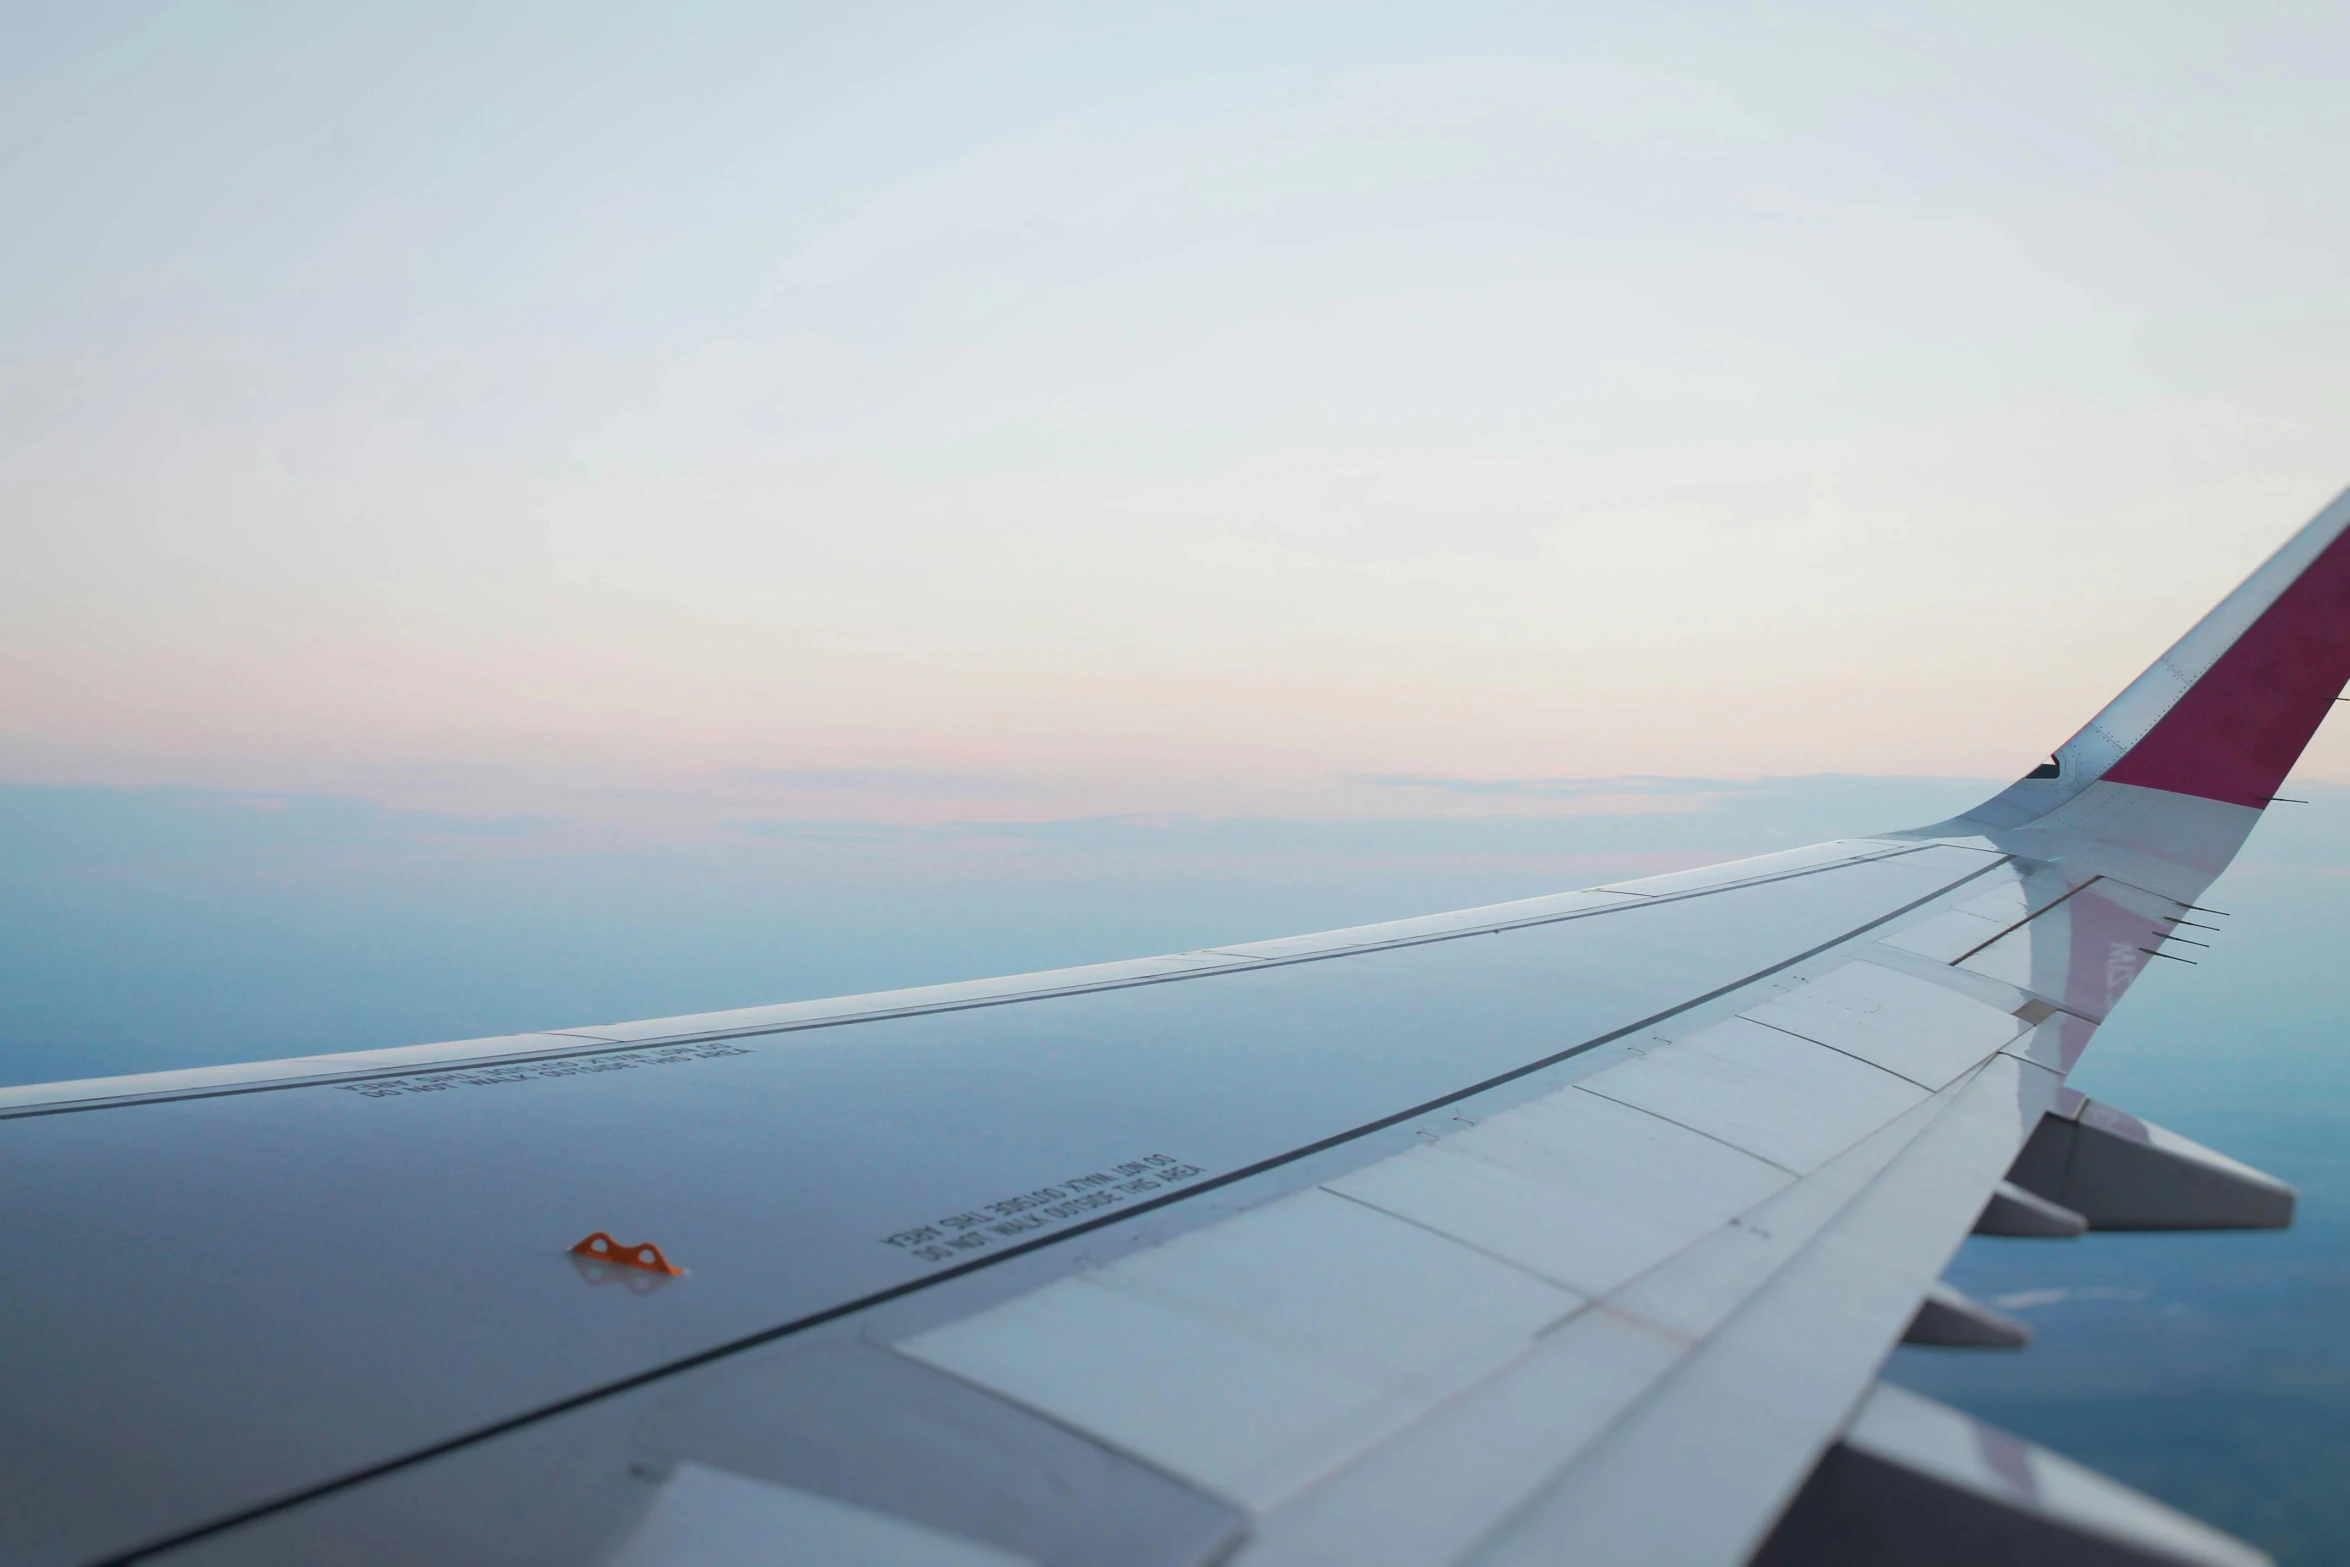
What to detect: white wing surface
<box><xmin>7</xmin><ymin>491</ymin><xmax>2349</xmax><ymax>1566</ymax></box>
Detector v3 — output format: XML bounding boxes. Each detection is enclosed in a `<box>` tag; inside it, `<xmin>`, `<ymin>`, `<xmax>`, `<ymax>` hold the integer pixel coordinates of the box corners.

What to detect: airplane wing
<box><xmin>7</xmin><ymin>491</ymin><xmax>2348</xmax><ymax>1567</ymax></box>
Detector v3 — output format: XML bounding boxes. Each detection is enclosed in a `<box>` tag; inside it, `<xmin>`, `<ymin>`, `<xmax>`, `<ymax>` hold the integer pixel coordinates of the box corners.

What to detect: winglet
<box><xmin>1973</xmin><ymin>485</ymin><xmax>2350</xmax><ymax>824</ymax></box>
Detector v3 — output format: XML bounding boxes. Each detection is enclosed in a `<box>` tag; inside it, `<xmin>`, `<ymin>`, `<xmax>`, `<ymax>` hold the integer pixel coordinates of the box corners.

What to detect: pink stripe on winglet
<box><xmin>2103</xmin><ymin>525</ymin><xmax>2350</xmax><ymax>808</ymax></box>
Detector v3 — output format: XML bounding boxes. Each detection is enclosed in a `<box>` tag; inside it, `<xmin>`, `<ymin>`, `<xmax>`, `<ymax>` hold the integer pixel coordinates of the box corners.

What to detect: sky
<box><xmin>8</xmin><ymin>2</ymin><xmax>2350</xmax><ymax>824</ymax></box>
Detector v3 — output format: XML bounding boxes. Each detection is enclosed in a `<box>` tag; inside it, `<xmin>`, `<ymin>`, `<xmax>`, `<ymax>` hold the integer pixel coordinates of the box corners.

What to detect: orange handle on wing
<box><xmin>569</xmin><ymin>1231</ymin><xmax>682</xmax><ymax>1276</ymax></box>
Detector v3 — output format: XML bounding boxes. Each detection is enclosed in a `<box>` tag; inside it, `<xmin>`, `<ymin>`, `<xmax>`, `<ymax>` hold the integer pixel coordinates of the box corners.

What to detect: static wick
<box><xmin>2137</xmin><ymin>947</ymin><xmax>2199</xmax><ymax>966</ymax></box>
<box><xmin>570</xmin><ymin>1231</ymin><xmax>683</xmax><ymax>1276</ymax></box>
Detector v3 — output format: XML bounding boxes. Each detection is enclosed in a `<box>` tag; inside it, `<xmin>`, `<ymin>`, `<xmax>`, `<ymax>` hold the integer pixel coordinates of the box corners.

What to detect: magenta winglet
<box><xmin>2102</xmin><ymin>523</ymin><xmax>2350</xmax><ymax>809</ymax></box>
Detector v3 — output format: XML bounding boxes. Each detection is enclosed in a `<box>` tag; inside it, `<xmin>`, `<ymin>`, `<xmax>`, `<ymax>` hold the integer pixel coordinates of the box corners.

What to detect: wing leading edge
<box><xmin>4</xmin><ymin>489</ymin><xmax>2346</xmax><ymax>1567</ymax></box>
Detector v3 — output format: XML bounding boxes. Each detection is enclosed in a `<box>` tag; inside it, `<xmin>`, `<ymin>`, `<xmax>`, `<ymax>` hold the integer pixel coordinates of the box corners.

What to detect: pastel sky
<box><xmin>8</xmin><ymin>2</ymin><xmax>2350</xmax><ymax>823</ymax></box>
